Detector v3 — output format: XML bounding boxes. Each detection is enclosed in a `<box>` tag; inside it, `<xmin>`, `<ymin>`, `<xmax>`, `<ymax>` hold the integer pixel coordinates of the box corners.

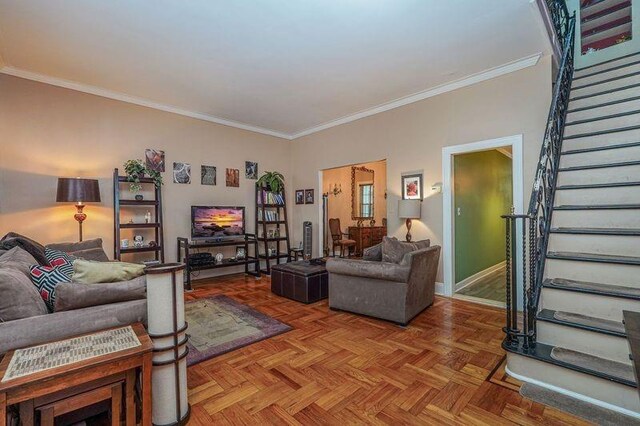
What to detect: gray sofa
<box><xmin>0</xmin><ymin>234</ymin><xmax>147</xmax><ymax>354</ymax></box>
<box><xmin>326</xmin><ymin>238</ymin><xmax>440</xmax><ymax>325</ymax></box>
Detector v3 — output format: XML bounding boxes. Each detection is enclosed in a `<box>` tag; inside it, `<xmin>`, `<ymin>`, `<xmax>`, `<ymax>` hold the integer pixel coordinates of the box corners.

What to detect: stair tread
<box><xmin>551</xmin><ymin>347</ymin><xmax>635</xmax><ymax>385</ymax></box>
<box><xmin>575</xmin><ymin>50</ymin><xmax>640</xmax><ymax>73</ymax></box>
<box><xmin>512</xmin><ymin>342</ymin><xmax>636</xmax><ymax>387</ymax></box>
<box><xmin>570</xmin><ymin>81</ymin><xmax>640</xmax><ymax>102</ymax></box>
<box><xmin>558</xmin><ymin>159</ymin><xmax>640</xmax><ymax>171</ymax></box>
<box><xmin>537</xmin><ymin>308</ymin><xmax>626</xmax><ymax>336</ymax></box>
<box><xmin>543</xmin><ymin>277</ymin><xmax>640</xmax><ymax>299</ymax></box>
<box><xmin>547</xmin><ymin>251</ymin><xmax>640</xmax><ymax>265</ymax></box>
<box><xmin>554</xmin><ymin>203</ymin><xmax>640</xmax><ymax>210</ymax></box>
<box><xmin>562</xmin><ymin>141</ymin><xmax>640</xmax><ymax>155</ymax></box>
<box><xmin>572</xmin><ymin>69</ymin><xmax>640</xmax><ymax>91</ymax></box>
<box><xmin>573</xmin><ymin>59</ymin><xmax>640</xmax><ymax>82</ymax></box>
<box><xmin>563</xmin><ymin>124</ymin><xmax>640</xmax><ymax>140</ymax></box>
<box><xmin>565</xmin><ymin>108</ymin><xmax>640</xmax><ymax>126</ymax></box>
<box><xmin>556</xmin><ymin>181</ymin><xmax>640</xmax><ymax>189</ymax></box>
<box><xmin>568</xmin><ymin>95</ymin><xmax>640</xmax><ymax>114</ymax></box>
<box><xmin>550</xmin><ymin>227</ymin><xmax>640</xmax><ymax>235</ymax></box>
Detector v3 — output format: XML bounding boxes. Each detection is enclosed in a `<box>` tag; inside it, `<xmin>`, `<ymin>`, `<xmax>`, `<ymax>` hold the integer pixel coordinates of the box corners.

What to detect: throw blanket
<box><xmin>0</xmin><ymin>232</ymin><xmax>48</xmax><ymax>265</ymax></box>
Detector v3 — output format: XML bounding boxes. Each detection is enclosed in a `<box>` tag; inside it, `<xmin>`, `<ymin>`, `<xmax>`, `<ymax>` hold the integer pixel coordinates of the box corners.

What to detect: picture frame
<box><xmin>225</xmin><ymin>168</ymin><xmax>240</xmax><ymax>187</ymax></box>
<box><xmin>402</xmin><ymin>173</ymin><xmax>423</xmax><ymax>200</ymax></box>
<box><xmin>236</xmin><ymin>246</ymin><xmax>246</xmax><ymax>260</ymax></box>
<box><xmin>245</xmin><ymin>161</ymin><xmax>258</xmax><ymax>179</ymax></box>
<box><xmin>304</xmin><ymin>189</ymin><xmax>314</xmax><ymax>204</ymax></box>
<box><xmin>295</xmin><ymin>189</ymin><xmax>304</xmax><ymax>205</ymax></box>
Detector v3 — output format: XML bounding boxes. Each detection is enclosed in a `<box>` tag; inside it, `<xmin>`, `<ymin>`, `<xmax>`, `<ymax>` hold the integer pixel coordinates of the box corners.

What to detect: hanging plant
<box><xmin>256</xmin><ymin>171</ymin><xmax>285</xmax><ymax>193</ymax></box>
<box><xmin>124</xmin><ymin>159</ymin><xmax>163</xmax><ymax>192</ymax></box>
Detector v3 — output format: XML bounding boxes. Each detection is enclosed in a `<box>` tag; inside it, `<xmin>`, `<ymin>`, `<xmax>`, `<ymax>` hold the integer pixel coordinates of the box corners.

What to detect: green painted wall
<box><xmin>454</xmin><ymin>150</ymin><xmax>512</xmax><ymax>283</ymax></box>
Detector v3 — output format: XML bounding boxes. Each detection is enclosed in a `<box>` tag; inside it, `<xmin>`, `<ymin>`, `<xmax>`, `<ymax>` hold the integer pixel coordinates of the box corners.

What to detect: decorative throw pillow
<box><xmin>30</xmin><ymin>260</ymin><xmax>73</xmax><ymax>312</ymax></box>
<box><xmin>44</xmin><ymin>247</ymin><xmax>75</xmax><ymax>276</ymax></box>
<box><xmin>381</xmin><ymin>237</ymin><xmax>431</xmax><ymax>264</ymax></box>
<box><xmin>363</xmin><ymin>243</ymin><xmax>383</xmax><ymax>261</ymax></box>
<box><xmin>72</xmin><ymin>259</ymin><xmax>146</xmax><ymax>284</ymax></box>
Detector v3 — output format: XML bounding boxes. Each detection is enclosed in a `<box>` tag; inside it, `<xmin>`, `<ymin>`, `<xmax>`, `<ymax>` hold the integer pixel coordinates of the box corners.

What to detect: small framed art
<box><xmin>295</xmin><ymin>190</ymin><xmax>304</xmax><ymax>205</ymax></box>
<box><xmin>402</xmin><ymin>173</ymin><xmax>423</xmax><ymax>200</ymax></box>
<box><xmin>305</xmin><ymin>189</ymin><xmax>314</xmax><ymax>204</ymax></box>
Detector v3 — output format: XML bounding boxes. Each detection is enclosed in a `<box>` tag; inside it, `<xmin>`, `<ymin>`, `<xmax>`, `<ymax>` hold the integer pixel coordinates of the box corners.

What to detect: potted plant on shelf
<box><xmin>256</xmin><ymin>171</ymin><xmax>285</xmax><ymax>193</ymax></box>
<box><xmin>124</xmin><ymin>159</ymin><xmax>163</xmax><ymax>192</ymax></box>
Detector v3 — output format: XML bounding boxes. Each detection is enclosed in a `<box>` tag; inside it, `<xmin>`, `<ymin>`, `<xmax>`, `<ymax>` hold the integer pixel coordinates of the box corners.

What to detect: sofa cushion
<box><xmin>363</xmin><ymin>243</ymin><xmax>382</xmax><ymax>261</ymax></box>
<box><xmin>55</xmin><ymin>276</ymin><xmax>146</xmax><ymax>312</ymax></box>
<box><xmin>30</xmin><ymin>258</ymin><xmax>74</xmax><ymax>312</ymax></box>
<box><xmin>46</xmin><ymin>239</ymin><xmax>108</xmax><ymax>262</ymax></box>
<box><xmin>0</xmin><ymin>247</ymin><xmax>38</xmax><ymax>277</ymax></box>
<box><xmin>72</xmin><ymin>259</ymin><xmax>145</xmax><ymax>284</ymax></box>
<box><xmin>0</xmin><ymin>268</ymin><xmax>49</xmax><ymax>321</ymax></box>
<box><xmin>0</xmin><ymin>232</ymin><xmax>48</xmax><ymax>265</ymax></box>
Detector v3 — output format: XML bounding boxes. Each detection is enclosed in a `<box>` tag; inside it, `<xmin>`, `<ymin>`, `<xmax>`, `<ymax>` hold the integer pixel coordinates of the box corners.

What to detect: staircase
<box><xmin>505</xmin><ymin>50</ymin><xmax>640</xmax><ymax>416</ymax></box>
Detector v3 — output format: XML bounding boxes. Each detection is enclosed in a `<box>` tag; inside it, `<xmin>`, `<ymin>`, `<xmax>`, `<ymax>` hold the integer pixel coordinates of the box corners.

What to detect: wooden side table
<box><xmin>0</xmin><ymin>323</ymin><xmax>153</xmax><ymax>426</ymax></box>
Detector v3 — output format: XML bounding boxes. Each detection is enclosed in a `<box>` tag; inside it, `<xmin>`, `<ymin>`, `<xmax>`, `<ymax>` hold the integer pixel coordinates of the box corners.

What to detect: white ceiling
<box><xmin>0</xmin><ymin>0</ymin><xmax>549</xmax><ymax>139</ymax></box>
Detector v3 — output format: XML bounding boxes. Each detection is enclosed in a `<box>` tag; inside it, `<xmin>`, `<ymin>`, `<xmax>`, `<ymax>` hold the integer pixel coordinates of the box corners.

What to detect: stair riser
<box><xmin>556</xmin><ymin>163</ymin><xmax>640</xmax><ymax>185</ymax></box>
<box><xmin>573</xmin><ymin>61</ymin><xmax>640</xmax><ymax>88</ymax></box>
<box><xmin>560</xmin><ymin>144</ymin><xmax>640</xmax><ymax>166</ymax></box>
<box><xmin>572</xmin><ymin>73</ymin><xmax>640</xmax><ymax>98</ymax></box>
<box><xmin>567</xmin><ymin>97</ymin><xmax>640</xmax><ymax>122</ymax></box>
<box><xmin>569</xmin><ymin>84</ymin><xmax>640</xmax><ymax>110</ymax></box>
<box><xmin>574</xmin><ymin>53</ymin><xmax>640</xmax><ymax>78</ymax></box>
<box><xmin>564</xmin><ymin>113</ymin><xmax>640</xmax><ymax>137</ymax></box>
<box><xmin>580</xmin><ymin>0</ymin><xmax>629</xmax><ymax>22</ymax></box>
<box><xmin>552</xmin><ymin>209</ymin><xmax>640</xmax><ymax>228</ymax></box>
<box><xmin>540</xmin><ymin>287</ymin><xmax>640</xmax><ymax>321</ymax></box>
<box><xmin>545</xmin><ymin>259</ymin><xmax>640</xmax><ymax>287</ymax></box>
<box><xmin>507</xmin><ymin>352</ymin><xmax>640</xmax><ymax>414</ymax></box>
<box><xmin>582</xmin><ymin>6</ymin><xmax>632</xmax><ymax>33</ymax></box>
<box><xmin>537</xmin><ymin>321</ymin><xmax>630</xmax><ymax>364</ymax></box>
<box><xmin>582</xmin><ymin>22</ymin><xmax>631</xmax><ymax>48</ymax></box>
<box><xmin>554</xmin><ymin>185</ymin><xmax>640</xmax><ymax>204</ymax></box>
<box><xmin>548</xmin><ymin>233</ymin><xmax>640</xmax><ymax>257</ymax></box>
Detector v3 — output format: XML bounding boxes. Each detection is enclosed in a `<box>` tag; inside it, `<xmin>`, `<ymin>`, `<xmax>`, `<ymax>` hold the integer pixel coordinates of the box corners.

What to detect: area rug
<box><xmin>185</xmin><ymin>295</ymin><xmax>291</xmax><ymax>366</ymax></box>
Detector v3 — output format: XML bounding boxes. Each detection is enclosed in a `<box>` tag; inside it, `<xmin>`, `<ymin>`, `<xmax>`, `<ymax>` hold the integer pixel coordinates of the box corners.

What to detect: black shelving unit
<box><xmin>113</xmin><ymin>168</ymin><xmax>165</xmax><ymax>262</ymax></box>
<box><xmin>255</xmin><ymin>185</ymin><xmax>291</xmax><ymax>275</ymax></box>
<box><xmin>177</xmin><ymin>236</ymin><xmax>260</xmax><ymax>289</ymax></box>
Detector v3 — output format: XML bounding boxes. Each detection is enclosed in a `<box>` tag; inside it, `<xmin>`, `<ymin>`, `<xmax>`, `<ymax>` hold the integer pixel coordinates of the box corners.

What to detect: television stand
<box><xmin>177</xmin><ymin>234</ymin><xmax>260</xmax><ymax>290</ymax></box>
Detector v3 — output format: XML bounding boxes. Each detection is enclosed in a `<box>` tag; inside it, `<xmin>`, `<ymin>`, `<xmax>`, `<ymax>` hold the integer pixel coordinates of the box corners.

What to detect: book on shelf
<box><xmin>258</xmin><ymin>209</ymin><xmax>280</xmax><ymax>221</ymax></box>
<box><xmin>257</xmin><ymin>190</ymin><xmax>284</xmax><ymax>205</ymax></box>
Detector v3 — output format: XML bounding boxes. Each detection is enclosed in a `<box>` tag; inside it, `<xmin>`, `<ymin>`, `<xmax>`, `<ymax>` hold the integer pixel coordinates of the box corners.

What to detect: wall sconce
<box><xmin>329</xmin><ymin>183</ymin><xmax>343</xmax><ymax>196</ymax></box>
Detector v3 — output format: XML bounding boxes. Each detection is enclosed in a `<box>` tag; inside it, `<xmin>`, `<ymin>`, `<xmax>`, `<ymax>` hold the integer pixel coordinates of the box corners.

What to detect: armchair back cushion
<box><xmin>0</xmin><ymin>247</ymin><xmax>39</xmax><ymax>276</ymax></box>
<box><xmin>0</xmin><ymin>268</ymin><xmax>49</xmax><ymax>321</ymax></box>
<box><xmin>47</xmin><ymin>238</ymin><xmax>109</xmax><ymax>262</ymax></box>
<box><xmin>381</xmin><ymin>236</ymin><xmax>430</xmax><ymax>263</ymax></box>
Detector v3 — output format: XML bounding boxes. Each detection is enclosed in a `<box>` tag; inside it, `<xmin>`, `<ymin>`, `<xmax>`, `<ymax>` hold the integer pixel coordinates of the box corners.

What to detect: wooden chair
<box><xmin>329</xmin><ymin>218</ymin><xmax>356</xmax><ymax>258</ymax></box>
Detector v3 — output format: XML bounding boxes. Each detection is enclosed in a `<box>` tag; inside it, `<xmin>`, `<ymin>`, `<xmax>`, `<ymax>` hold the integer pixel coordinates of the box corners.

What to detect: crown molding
<box><xmin>290</xmin><ymin>52</ymin><xmax>542</xmax><ymax>139</ymax></box>
<box><xmin>0</xmin><ymin>66</ymin><xmax>293</xmax><ymax>140</ymax></box>
<box><xmin>1</xmin><ymin>52</ymin><xmax>542</xmax><ymax>141</ymax></box>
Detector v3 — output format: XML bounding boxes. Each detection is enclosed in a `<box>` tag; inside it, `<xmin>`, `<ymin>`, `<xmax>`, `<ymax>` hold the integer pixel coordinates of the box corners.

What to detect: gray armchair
<box><xmin>326</xmin><ymin>245</ymin><xmax>440</xmax><ymax>325</ymax></box>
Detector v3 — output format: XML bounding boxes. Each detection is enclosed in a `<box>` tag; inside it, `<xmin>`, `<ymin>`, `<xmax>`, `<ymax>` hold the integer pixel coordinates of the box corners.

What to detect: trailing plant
<box><xmin>123</xmin><ymin>159</ymin><xmax>163</xmax><ymax>192</ymax></box>
<box><xmin>256</xmin><ymin>171</ymin><xmax>285</xmax><ymax>193</ymax></box>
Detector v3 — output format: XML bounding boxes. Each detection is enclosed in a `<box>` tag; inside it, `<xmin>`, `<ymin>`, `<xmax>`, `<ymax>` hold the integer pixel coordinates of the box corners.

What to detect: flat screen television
<box><xmin>191</xmin><ymin>206</ymin><xmax>245</xmax><ymax>240</ymax></box>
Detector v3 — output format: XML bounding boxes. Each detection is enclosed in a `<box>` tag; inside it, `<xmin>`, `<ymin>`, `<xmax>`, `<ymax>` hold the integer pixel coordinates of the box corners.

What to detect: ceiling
<box><xmin>0</xmin><ymin>1</ymin><xmax>549</xmax><ymax>139</ymax></box>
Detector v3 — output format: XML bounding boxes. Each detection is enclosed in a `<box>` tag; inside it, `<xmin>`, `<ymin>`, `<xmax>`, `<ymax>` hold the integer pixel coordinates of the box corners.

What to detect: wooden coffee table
<box><xmin>0</xmin><ymin>323</ymin><xmax>153</xmax><ymax>426</ymax></box>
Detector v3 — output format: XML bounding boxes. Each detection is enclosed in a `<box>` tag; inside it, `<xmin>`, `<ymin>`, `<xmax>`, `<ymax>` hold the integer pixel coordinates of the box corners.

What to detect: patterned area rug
<box><xmin>185</xmin><ymin>295</ymin><xmax>291</xmax><ymax>366</ymax></box>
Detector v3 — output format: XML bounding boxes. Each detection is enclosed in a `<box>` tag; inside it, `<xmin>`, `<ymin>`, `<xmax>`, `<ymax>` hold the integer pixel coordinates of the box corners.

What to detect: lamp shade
<box><xmin>56</xmin><ymin>178</ymin><xmax>101</xmax><ymax>203</ymax></box>
<box><xmin>398</xmin><ymin>199</ymin><xmax>421</xmax><ymax>219</ymax></box>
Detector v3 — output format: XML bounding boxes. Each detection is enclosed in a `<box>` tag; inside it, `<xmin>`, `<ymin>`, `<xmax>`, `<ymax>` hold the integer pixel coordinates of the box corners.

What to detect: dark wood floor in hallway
<box><xmin>185</xmin><ymin>275</ymin><xmax>586</xmax><ymax>425</ymax></box>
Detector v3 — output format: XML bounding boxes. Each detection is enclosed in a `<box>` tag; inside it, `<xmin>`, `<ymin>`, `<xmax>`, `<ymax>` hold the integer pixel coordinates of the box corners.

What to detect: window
<box><xmin>359</xmin><ymin>183</ymin><xmax>373</xmax><ymax>217</ymax></box>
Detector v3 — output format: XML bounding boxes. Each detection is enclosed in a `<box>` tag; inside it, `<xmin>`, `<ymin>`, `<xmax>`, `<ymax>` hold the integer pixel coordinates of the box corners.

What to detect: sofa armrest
<box><xmin>0</xmin><ymin>299</ymin><xmax>147</xmax><ymax>355</ymax></box>
<box><xmin>326</xmin><ymin>258</ymin><xmax>410</xmax><ymax>282</ymax></box>
<box><xmin>55</xmin><ymin>276</ymin><xmax>146</xmax><ymax>312</ymax></box>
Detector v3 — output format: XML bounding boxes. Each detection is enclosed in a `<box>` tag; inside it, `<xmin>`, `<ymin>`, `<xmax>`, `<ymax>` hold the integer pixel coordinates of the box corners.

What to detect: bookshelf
<box><xmin>255</xmin><ymin>185</ymin><xmax>291</xmax><ymax>274</ymax></box>
<box><xmin>113</xmin><ymin>168</ymin><xmax>165</xmax><ymax>263</ymax></box>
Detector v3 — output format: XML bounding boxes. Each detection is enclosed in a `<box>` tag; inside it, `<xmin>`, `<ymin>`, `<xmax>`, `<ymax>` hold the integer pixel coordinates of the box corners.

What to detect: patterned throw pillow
<box><xmin>30</xmin><ymin>248</ymin><xmax>75</xmax><ymax>311</ymax></box>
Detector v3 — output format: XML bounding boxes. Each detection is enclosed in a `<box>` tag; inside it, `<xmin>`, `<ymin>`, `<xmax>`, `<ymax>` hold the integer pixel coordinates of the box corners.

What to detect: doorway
<box><xmin>442</xmin><ymin>135</ymin><xmax>524</xmax><ymax>306</ymax></box>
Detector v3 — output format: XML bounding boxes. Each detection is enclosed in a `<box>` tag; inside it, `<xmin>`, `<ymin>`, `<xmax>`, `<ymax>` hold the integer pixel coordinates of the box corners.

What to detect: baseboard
<box><xmin>455</xmin><ymin>261</ymin><xmax>506</xmax><ymax>292</ymax></box>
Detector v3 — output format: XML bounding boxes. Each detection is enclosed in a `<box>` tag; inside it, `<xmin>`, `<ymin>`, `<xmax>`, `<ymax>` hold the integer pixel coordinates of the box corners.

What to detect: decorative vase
<box><xmin>135</xmin><ymin>194</ymin><xmax>144</xmax><ymax>201</ymax></box>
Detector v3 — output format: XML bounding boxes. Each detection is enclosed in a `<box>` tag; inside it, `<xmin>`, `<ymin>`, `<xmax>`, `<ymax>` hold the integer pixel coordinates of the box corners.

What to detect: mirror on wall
<box><xmin>351</xmin><ymin>166</ymin><xmax>375</xmax><ymax>220</ymax></box>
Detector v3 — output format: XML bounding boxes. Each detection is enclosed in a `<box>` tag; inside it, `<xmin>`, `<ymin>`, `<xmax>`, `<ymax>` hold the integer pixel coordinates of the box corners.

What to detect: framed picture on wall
<box><xmin>295</xmin><ymin>190</ymin><xmax>304</xmax><ymax>205</ymax></box>
<box><xmin>304</xmin><ymin>189</ymin><xmax>314</xmax><ymax>204</ymax></box>
<box><xmin>402</xmin><ymin>173</ymin><xmax>422</xmax><ymax>200</ymax></box>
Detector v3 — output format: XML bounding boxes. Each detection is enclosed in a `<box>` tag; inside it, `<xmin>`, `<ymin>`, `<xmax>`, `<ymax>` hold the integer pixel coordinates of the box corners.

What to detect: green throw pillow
<box><xmin>72</xmin><ymin>259</ymin><xmax>145</xmax><ymax>284</ymax></box>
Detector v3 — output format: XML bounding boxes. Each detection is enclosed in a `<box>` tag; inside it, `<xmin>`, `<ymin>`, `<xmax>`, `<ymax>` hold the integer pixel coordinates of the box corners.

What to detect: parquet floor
<box><xmin>185</xmin><ymin>274</ymin><xmax>588</xmax><ymax>425</ymax></box>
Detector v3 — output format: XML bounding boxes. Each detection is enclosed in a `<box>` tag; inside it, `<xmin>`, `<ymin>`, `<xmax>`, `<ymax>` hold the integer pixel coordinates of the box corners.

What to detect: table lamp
<box><xmin>56</xmin><ymin>177</ymin><xmax>101</xmax><ymax>242</ymax></box>
<box><xmin>398</xmin><ymin>199</ymin><xmax>421</xmax><ymax>242</ymax></box>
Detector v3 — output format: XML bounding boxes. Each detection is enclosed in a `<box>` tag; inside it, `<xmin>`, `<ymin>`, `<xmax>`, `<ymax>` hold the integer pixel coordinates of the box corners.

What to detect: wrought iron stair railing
<box><xmin>502</xmin><ymin>2</ymin><xmax>575</xmax><ymax>351</ymax></box>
